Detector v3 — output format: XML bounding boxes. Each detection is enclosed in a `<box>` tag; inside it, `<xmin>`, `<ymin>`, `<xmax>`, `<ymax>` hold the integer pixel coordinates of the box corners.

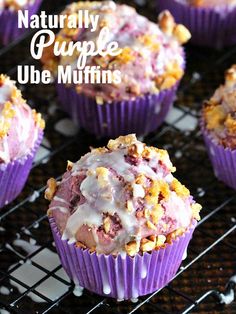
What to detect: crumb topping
<box><xmin>0</xmin><ymin>74</ymin><xmax>45</xmax><ymax>163</ymax></box>
<box><xmin>46</xmin><ymin>134</ymin><xmax>201</xmax><ymax>256</ymax></box>
<box><xmin>202</xmin><ymin>65</ymin><xmax>236</xmax><ymax>149</ymax></box>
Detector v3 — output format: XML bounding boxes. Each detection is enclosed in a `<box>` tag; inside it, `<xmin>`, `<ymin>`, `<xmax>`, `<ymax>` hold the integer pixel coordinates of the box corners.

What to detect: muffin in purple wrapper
<box><xmin>0</xmin><ymin>0</ymin><xmax>42</xmax><ymax>46</ymax></box>
<box><xmin>41</xmin><ymin>1</ymin><xmax>191</xmax><ymax>138</ymax></box>
<box><xmin>46</xmin><ymin>134</ymin><xmax>201</xmax><ymax>300</ymax></box>
<box><xmin>157</xmin><ymin>0</ymin><xmax>236</xmax><ymax>48</ymax></box>
<box><xmin>0</xmin><ymin>74</ymin><xmax>45</xmax><ymax>208</ymax></box>
<box><xmin>201</xmin><ymin>65</ymin><xmax>236</xmax><ymax>190</ymax></box>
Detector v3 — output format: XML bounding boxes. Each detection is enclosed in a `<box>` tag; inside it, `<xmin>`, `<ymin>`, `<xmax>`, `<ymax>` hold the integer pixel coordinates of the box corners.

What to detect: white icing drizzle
<box><xmin>49</xmin><ymin>206</ymin><xmax>69</xmax><ymax>214</ymax></box>
<box><xmin>53</xmin><ymin>196</ymin><xmax>70</xmax><ymax>205</ymax></box>
<box><xmin>0</xmin><ymin>286</ymin><xmax>10</xmax><ymax>295</ymax></box>
<box><xmin>132</xmin><ymin>183</ymin><xmax>145</xmax><ymax>198</ymax></box>
<box><xmin>101</xmin><ymin>269</ymin><xmax>111</xmax><ymax>295</ymax></box>
<box><xmin>73</xmin><ymin>285</ymin><xmax>84</xmax><ymax>297</ymax></box>
<box><xmin>116</xmin><ymin>277</ymin><xmax>124</xmax><ymax>300</ymax></box>
<box><xmin>182</xmin><ymin>248</ymin><xmax>188</xmax><ymax>261</ymax></box>
<box><xmin>63</xmin><ymin>148</ymin><xmax>140</xmax><ymax>241</ymax></box>
<box><xmin>141</xmin><ymin>263</ymin><xmax>147</xmax><ymax>279</ymax></box>
<box><xmin>0</xmin><ymin>76</ymin><xmax>41</xmax><ymax>163</ymax></box>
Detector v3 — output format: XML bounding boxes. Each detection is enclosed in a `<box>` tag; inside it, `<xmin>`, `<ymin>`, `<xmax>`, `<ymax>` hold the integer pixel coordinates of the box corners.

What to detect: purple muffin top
<box><xmin>0</xmin><ymin>75</ymin><xmax>45</xmax><ymax>164</ymax></box>
<box><xmin>42</xmin><ymin>1</ymin><xmax>191</xmax><ymax>103</ymax></box>
<box><xmin>176</xmin><ymin>0</ymin><xmax>236</xmax><ymax>8</ymax></box>
<box><xmin>202</xmin><ymin>65</ymin><xmax>236</xmax><ymax>150</ymax></box>
<box><xmin>0</xmin><ymin>0</ymin><xmax>34</xmax><ymax>10</ymax></box>
<box><xmin>46</xmin><ymin>134</ymin><xmax>201</xmax><ymax>256</ymax></box>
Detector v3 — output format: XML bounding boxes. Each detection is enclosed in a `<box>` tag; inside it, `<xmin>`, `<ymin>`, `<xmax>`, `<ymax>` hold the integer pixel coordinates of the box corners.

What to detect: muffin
<box><xmin>157</xmin><ymin>0</ymin><xmax>236</xmax><ymax>48</ymax></box>
<box><xmin>0</xmin><ymin>0</ymin><xmax>42</xmax><ymax>45</ymax></box>
<box><xmin>0</xmin><ymin>74</ymin><xmax>45</xmax><ymax>207</ymax></box>
<box><xmin>201</xmin><ymin>65</ymin><xmax>236</xmax><ymax>190</ymax></box>
<box><xmin>46</xmin><ymin>134</ymin><xmax>201</xmax><ymax>299</ymax></box>
<box><xmin>41</xmin><ymin>1</ymin><xmax>191</xmax><ymax>138</ymax></box>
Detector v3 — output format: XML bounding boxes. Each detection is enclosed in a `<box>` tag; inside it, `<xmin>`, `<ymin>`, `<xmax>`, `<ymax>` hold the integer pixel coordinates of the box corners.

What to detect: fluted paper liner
<box><xmin>49</xmin><ymin>216</ymin><xmax>196</xmax><ymax>300</ymax></box>
<box><xmin>56</xmin><ymin>83</ymin><xmax>178</xmax><ymax>138</ymax></box>
<box><xmin>202</xmin><ymin>127</ymin><xmax>236</xmax><ymax>190</ymax></box>
<box><xmin>0</xmin><ymin>131</ymin><xmax>43</xmax><ymax>208</ymax></box>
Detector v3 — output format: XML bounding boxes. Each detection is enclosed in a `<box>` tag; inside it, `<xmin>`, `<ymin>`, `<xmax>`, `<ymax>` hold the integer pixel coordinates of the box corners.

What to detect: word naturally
<box><xmin>18</xmin><ymin>10</ymin><xmax>99</xmax><ymax>32</ymax></box>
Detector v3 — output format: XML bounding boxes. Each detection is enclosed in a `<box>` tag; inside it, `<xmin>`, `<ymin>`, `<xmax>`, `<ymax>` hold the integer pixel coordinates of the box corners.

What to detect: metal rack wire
<box><xmin>0</xmin><ymin>1</ymin><xmax>236</xmax><ymax>313</ymax></box>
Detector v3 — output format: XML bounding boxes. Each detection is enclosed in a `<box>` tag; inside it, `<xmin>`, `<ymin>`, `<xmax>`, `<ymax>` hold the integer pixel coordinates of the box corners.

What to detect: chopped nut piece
<box><xmin>166</xmin><ymin>228</ymin><xmax>185</xmax><ymax>243</ymax></box>
<box><xmin>225</xmin><ymin>65</ymin><xmax>236</xmax><ymax>83</ymax></box>
<box><xmin>171</xmin><ymin>178</ymin><xmax>190</xmax><ymax>198</ymax></box>
<box><xmin>67</xmin><ymin>160</ymin><xmax>74</xmax><ymax>171</ymax></box>
<box><xmin>115</xmin><ymin>47</ymin><xmax>135</xmax><ymax>64</ymax></box>
<box><xmin>103</xmin><ymin>216</ymin><xmax>111</xmax><ymax>234</ymax></box>
<box><xmin>128</xmin><ymin>143</ymin><xmax>144</xmax><ymax>157</ymax></box>
<box><xmin>89</xmin><ymin>247</ymin><xmax>96</xmax><ymax>253</ymax></box>
<box><xmin>191</xmin><ymin>203</ymin><xmax>202</xmax><ymax>221</ymax></box>
<box><xmin>160</xmin><ymin>76</ymin><xmax>176</xmax><ymax>90</ymax></box>
<box><xmin>173</xmin><ymin>24</ymin><xmax>191</xmax><ymax>44</ymax></box>
<box><xmin>126</xmin><ymin>200</ymin><xmax>135</xmax><ymax>212</ymax></box>
<box><xmin>158</xmin><ymin>10</ymin><xmax>175</xmax><ymax>35</ymax></box>
<box><xmin>45</xmin><ymin>178</ymin><xmax>58</xmax><ymax>201</ymax></box>
<box><xmin>225</xmin><ymin>114</ymin><xmax>236</xmax><ymax>135</ymax></box>
<box><xmin>91</xmin><ymin>147</ymin><xmax>108</xmax><ymax>154</ymax></box>
<box><xmin>204</xmin><ymin>104</ymin><xmax>226</xmax><ymax>130</ymax></box>
<box><xmin>144</xmin><ymin>208</ymin><xmax>150</xmax><ymax>219</ymax></box>
<box><xmin>142</xmin><ymin>146</ymin><xmax>155</xmax><ymax>159</ymax></box>
<box><xmin>32</xmin><ymin>109</ymin><xmax>45</xmax><ymax>129</ymax></box>
<box><xmin>96</xmin><ymin>96</ymin><xmax>104</xmax><ymax>105</ymax></box>
<box><xmin>76</xmin><ymin>241</ymin><xmax>86</xmax><ymax>249</ymax></box>
<box><xmin>136</xmin><ymin>210</ymin><xmax>144</xmax><ymax>218</ymax></box>
<box><xmin>156</xmin><ymin>235</ymin><xmax>166</xmax><ymax>247</ymax></box>
<box><xmin>135</xmin><ymin>174</ymin><xmax>146</xmax><ymax>185</ymax></box>
<box><xmin>140</xmin><ymin>238</ymin><xmax>156</xmax><ymax>252</ymax></box>
<box><xmin>107</xmin><ymin>134</ymin><xmax>137</xmax><ymax>150</ymax></box>
<box><xmin>96</xmin><ymin>167</ymin><xmax>109</xmax><ymax>188</ymax></box>
<box><xmin>146</xmin><ymin>220</ymin><xmax>157</xmax><ymax>230</ymax></box>
<box><xmin>125</xmin><ymin>240</ymin><xmax>139</xmax><ymax>256</ymax></box>
<box><xmin>148</xmin><ymin>235</ymin><xmax>156</xmax><ymax>242</ymax></box>
<box><xmin>151</xmin><ymin>204</ymin><xmax>164</xmax><ymax>224</ymax></box>
<box><xmin>159</xmin><ymin>180</ymin><xmax>170</xmax><ymax>200</ymax></box>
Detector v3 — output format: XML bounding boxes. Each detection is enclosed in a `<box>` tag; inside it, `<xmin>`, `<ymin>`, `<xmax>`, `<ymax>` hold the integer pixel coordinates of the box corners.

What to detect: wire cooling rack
<box><xmin>0</xmin><ymin>0</ymin><xmax>236</xmax><ymax>313</ymax></box>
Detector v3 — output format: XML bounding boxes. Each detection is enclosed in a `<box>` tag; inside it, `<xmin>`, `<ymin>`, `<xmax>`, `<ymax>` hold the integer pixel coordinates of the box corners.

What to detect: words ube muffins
<box><xmin>46</xmin><ymin>134</ymin><xmax>201</xmax><ymax>300</ymax></box>
<box><xmin>0</xmin><ymin>75</ymin><xmax>45</xmax><ymax>207</ymax></box>
<box><xmin>201</xmin><ymin>65</ymin><xmax>236</xmax><ymax>190</ymax></box>
<box><xmin>0</xmin><ymin>0</ymin><xmax>42</xmax><ymax>45</ymax></box>
<box><xmin>42</xmin><ymin>1</ymin><xmax>191</xmax><ymax>138</ymax></box>
<box><xmin>157</xmin><ymin>0</ymin><xmax>236</xmax><ymax>48</ymax></box>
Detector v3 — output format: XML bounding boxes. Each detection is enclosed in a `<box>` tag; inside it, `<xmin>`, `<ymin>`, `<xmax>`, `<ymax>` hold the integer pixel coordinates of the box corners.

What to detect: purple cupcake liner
<box><xmin>201</xmin><ymin>126</ymin><xmax>236</xmax><ymax>190</ymax></box>
<box><xmin>157</xmin><ymin>0</ymin><xmax>236</xmax><ymax>48</ymax></box>
<box><xmin>56</xmin><ymin>83</ymin><xmax>178</xmax><ymax>138</ymax></box>
<box><xmin>0</xmin><ymin>131</ymin><xmax>43</xmax><ymax>208</ymax></box>
<box><xmin>0</xmin><ymin>0</ymin><xmax>42</xmax><ymax>46</ymax></box>
<box><xmin>49</xmin><ymin>216</ymin><xmax>196</xmax><ymax>300</ymax></box>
